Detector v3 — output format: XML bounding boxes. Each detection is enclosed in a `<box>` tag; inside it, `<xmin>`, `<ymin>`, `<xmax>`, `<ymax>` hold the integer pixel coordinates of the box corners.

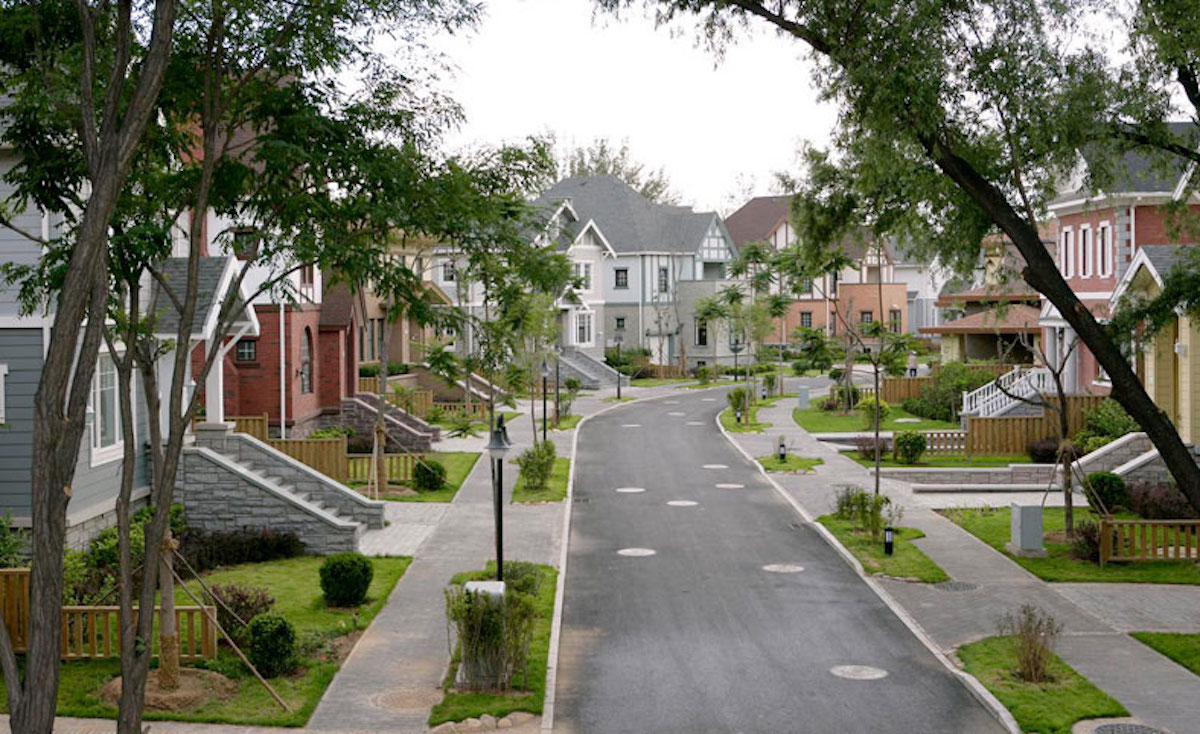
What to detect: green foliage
<box><xmin>414</xmin><ymin>460</ymin><xmax>448</xmax><ymax>492</ymax></box>
<box><xmin>247</xmin><ymin>614</ymin><xmax>298</xmax><ymax>679</ymax></box>
<box><xmin>445</xmin><ymin>413</ymin><xmax>479</xmax><ymax>439</ymax></box>
<box><xmin>319</xmin><ymin>553</ymin><xmax>374</xmax><ymax>608</ymax></box>
<box><xmin>998</xmin><ymin>605</ymin><xmax>1062</xmax><ymax>684</ymax></box>
<box><xmin>0</xmin><ymin>513</ymin><xmax>25</xmax><ymax>567</ymax></box>
<box><xmin>1028</xmin><ymin>438</ymin><xmax>1060</xmax><ymax>464</ymax></box>
<box><xmin>308</xmin><ymin>426</ymin><xmax>354</xmax><ymax>439</ymax></box>
<box><xmin>443</xmin><ymin>578</ymin><xmax>537</xmax><ymax>692</ymax></box>
<box><xmin>205</xmin><ymin>583</ymin><xmax>275</xmax><ymax>645</ymax></box>
<box><xmin>726</xmin><ymin>386</ymin><xmax>749</xmax><ymax>414</ymax></box>
<box><xmin>1070</xmin><ymin>520</ymin><xmax>1101</xmax><ymax>562</ymax></box>
<box><xmin>564</xmin><ymin>377</ymin><xmax>582</xmax><ymax>392</ymax></box>
<box><xmin>514</xmin><ymin>441</ymin><xmax>557</xmax><ymax>493</ymax></box>
<box><xmin>1083</xmin><ymin>399</ymin><xmax>1138</xmax><ymax>440</ymax></box>
<box><xmin>695</xmin><ymin>365</ymin><xmax>713</xmax><ymax>384</ymax></box>
<box><xmin>565</xmin><ymin>138</ymin><xmax>677</xmax><ymax>204</ymax></box>
<box><xmin>832</xmin><ymin>486</ymin><xmax>895</xmax><ymax>538</ymax></box>
<box><xmin>1085</xmin><ymin>472</ymin><xmax>1127</xmax><ymax>513</ymax></box>
<box><xmin>893</xmin><ymin>431</ymin><xmax>927</xmax><ymax>465</ymax></box>
<box><xmin>856</xmin><ymin>397</ymin><xmax>890</xmax><ymax>429</ymax></box>
<box><xmin>905</xmin><ymin>362</ymin><xmax>992</xmax><ymax>422</ymax></box>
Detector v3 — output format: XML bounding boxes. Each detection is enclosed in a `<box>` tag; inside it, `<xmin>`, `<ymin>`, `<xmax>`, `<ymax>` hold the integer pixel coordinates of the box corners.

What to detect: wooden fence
<box><xmin>266</xmin><ymin>436</ymin><xmax>348</xmax><ymax>483</ymax></box>
<box><xmin>432</xmin><ymin>401</ymin><xmax>488</xmax><ymax>420</ymax></box>
<box><xmin>62</xmin><ymin>605</ymin><xmax>217</xmax><ymax>661</ymax></box>
<box><xmin>386</xmin><ymin>389</ymin><xmax>434</xmax><ymax>419</ymax></box>
<box><xmin>859</xmin><ymin>377</ymin><xmax>934</xmax><ymax>405</ymax></box>
<box><xmin>230</xmin><ymin>414</ymin><xmax>269</xmax><ymax>441</ymax></box>
<box><xmin>965</xmin><ymin>394</ymin><xmax>1107</xmax><ymax>455</ymax></box>
<box><xmin>922</xmin><ymin>430</ymin><xmax>968</xmax><ymax>456</ymax></box>
<box><xmin>2</xmin><ymin>570</ymin><xmax>216</xmax><ymax>660</ymax></box>
<box><xmin>346</xmin><ymin>453</ymin><xmax>426</xmax><ymax>483</ymax></box>
<box><xmin>1100</xmin><ymin>519</ymin><xmax>1200</xmax><ymax>565</ymax></box>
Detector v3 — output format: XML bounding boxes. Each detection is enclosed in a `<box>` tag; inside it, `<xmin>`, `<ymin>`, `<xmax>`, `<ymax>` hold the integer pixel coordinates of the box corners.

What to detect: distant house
<box><xmin>439</xmin><ymin>175</ymin><xmax>742</xmax><ymax>380</ymax></box>
<box><xmin>724</xmin><ymin>196</ymin><xmax>910</xmax><ymax>346</ymax></box>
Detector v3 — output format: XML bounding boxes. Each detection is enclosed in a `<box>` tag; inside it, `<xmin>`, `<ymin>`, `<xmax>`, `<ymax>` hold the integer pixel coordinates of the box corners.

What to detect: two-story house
<box><xmin>437</xmin><ymin>175</ymin><xmax>742</xmax><ymax>379</ymax></box>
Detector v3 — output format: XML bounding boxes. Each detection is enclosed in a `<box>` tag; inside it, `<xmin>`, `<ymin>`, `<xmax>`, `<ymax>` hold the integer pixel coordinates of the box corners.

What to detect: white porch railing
<box><xmin>961</xmin><ymin>366</ymin><xmax>1051</xmax><ymax>418</ymax></box>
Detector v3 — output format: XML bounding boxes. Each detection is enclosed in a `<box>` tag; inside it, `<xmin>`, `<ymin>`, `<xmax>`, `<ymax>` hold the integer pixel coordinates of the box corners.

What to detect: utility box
<box><xmin>1006</xmin><ymin>504</ymin><xmax>1047</xmax><ymax>558</ymax></box>
<box><xmin>464</xmin><ymin>580</ymin><xmax>506</xmax><ymax>599</ymax></box>
<box><xmin>796</xmin><ymin>386</ymin><xmax>810</xmax><ymax>411</ymax></box>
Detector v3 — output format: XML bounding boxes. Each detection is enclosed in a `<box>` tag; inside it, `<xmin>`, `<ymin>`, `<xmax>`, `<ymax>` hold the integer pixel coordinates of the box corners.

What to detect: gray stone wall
<box><xmin>1073</xmin><ymin>433</ymin><xmax>1153</xmax><ymax>476</ymax></box>
<box><xmin>875</xmin><ymin>463</ymin><xmax>1056</xmax><ymax>485</ymax></box>
<box><xmin>177</xmin><ymin>447</ymin><xmax>360</xmax><ymax>554</ymax></box>
<box><xmin>336</xmin><ymin>395</ymin><xmax>438</xmax><ymax>451</ymax></box>
<box><xmin>65</xmin><ymin>495</ymin><xmax>150</xmax><ymax>550</ymax></box>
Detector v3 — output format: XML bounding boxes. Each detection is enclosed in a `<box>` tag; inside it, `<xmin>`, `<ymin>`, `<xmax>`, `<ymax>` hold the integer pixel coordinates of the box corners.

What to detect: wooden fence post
<box><xmin>1099</xmin><ymin>518</ymin><xmax>1112</xmax><ymax>567</ymax></box>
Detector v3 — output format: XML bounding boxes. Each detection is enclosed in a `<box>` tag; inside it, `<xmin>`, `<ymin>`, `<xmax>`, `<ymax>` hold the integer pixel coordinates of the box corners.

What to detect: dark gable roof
<box><xmin>1054</xmin><ymin>122</ymin><xmax>1199</xmax><ymax>203</ymax></box>
<box><xmin>724</xmin><ymin>195</ymin><xmax>791</xmax><ymax>247</ymax></box>
<box><xmin>320</xmin><ymin>280</ymin><xmax>354</xmax><ymax>329</ymax></box>
<box><xmin>150</xmin><ymin>256</ymin><xmax>234</xmax><ymax>336</ymax></box>
<box><xmin>533</xmin><ymin>175</ymin><xmax>722</xmax><ymax>255</ymax></box>
<box><xmin>1142</xmin><ymin>244</ymin><xmax>1190</xmax><ymax>275</ymax></box>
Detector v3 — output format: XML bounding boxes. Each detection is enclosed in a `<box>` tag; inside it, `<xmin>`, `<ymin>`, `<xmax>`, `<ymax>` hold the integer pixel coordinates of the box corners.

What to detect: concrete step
<box><xmin>911</xmin><ymin>482</ymin><xmax>1057</xmax><ymax>494</ymax></box>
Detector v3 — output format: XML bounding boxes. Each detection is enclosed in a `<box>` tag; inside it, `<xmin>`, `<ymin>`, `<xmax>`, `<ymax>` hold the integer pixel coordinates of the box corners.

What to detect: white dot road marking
<box><xmin>702</xmin><ymin>464</ymin><xmax>729</xmax><ymax>469</ymax></box>
<box><xmin>715</xmin><ymin>483</ymin><xmax>745</xmax><ymax>489</ymax></box>
<box><xmin>621</xmin><ymin>424</ymin><xmax>642</xmax><ymax>428</ymax></box>
<box><xmin>666</xmin><ymin>500</ymin><xmax>698</xmax><ymax>507</ymax></box>
<box><xmin>668</xmin><ymin>412</ymin><xmax>686</xmax><ymax>416</ymax></box>
<box><xmin>664</xmin><ymin>400</ymin><xmax>680</xmax><ymax>404</ymax></box>
<box><xmin>829</xmin><ymin>665</ymin><xmax>888</xmax><ymax>680</ymax></box>
<box><xmin>615</xmin><ymin>487</ymin><xmax>645</xmax><ymax>494</ymax></box>
<box><xmin>763</xmin><ymin>564</ymin><xmax>805</xmax><ymax>573</ymax></box>
<box><xmin>617</xmin><ymin>548</ymin><xmax>656</xmax><ymax>557</ymax></box>
<box><xmin>686</xmin><ymin>421</ymin><xmax>705</xmax><ymax>426</ymax></box>
<box><xmin>701</xmin><ymin>398</ymin><xmax>717</xmax><ymax>401</ymax></box>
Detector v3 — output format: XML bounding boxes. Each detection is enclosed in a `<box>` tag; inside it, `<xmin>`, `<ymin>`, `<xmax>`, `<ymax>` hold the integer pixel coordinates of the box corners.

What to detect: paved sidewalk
<box><xmin>727</xmin><ymin>398</ymin><xmax>1200</xmax><ymax>734</ymax></box>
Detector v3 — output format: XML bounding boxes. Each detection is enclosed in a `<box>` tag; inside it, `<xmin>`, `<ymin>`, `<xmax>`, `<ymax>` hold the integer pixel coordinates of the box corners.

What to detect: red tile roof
<box><xmin>724</xmin><ymin>196</ymin><xmax>791</xmax><ymax>247</ymax></box>
<box><xmin>921</xmin><ymin>304</ymin><xmax>1041</xmax><ymax>334</ymax></box>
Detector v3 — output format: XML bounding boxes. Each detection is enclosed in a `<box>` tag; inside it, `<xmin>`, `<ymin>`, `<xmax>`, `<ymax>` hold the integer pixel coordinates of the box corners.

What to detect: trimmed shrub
<box><xmin>828</xmin><ymin>367</ymin><xmax>845</xmax><ymax>382</ymax></box>
<box><xmin>829</xmin><ymin>384</ymin><xmax>860</xmax><ymax>409</ymax></box>
<box><xmin>206</xmin><ymin>583</ymin><xmax>275</xmax><ymax>644</ymax></box>
<box><xmin>514</xmin><ymin>441</ymin><xmax>557</xmax><ymax>493</ymax></box>
<box><xmin>1127</xmin><ymin>481</ymin><xmax>1200</xmax><ymax>519</ymax></box>
<box><xmin>564</xmin><ymin>377</ymin><xmax>582</xmax><ymax>391</ymax></box>
<box><xmin>444</xmin><ymin>581</ymin><xmax>536</xmax><ymax>691</ymax></box>
<box><xmin>855</xmin><ymin>435</ymin><xmax>890</xmax><ymax>462</ymax></box>
<box><xmin>413</xmin><ymin>460</ymin><xmax>447</xmax><ymax>492</ymax></box>
<box><xmin>893</xmin><ymin>431</ymin><xmax>927</xmax><ymax>465</ymax></box>
<box><xmin>791</xmin><ymin>359</ymin><xmax>811</xmax><ymax>376</ymax></box>
<box><xmin>695</xmin><ymin>365</ymin><xmax>713</xmax><ymax>385</ymax></box>
<box><xmin>1085</xmin><ymin>472</ymin><xmax>1127</xmax><ymax>513</ymax></box>
<box><xmin>309</xmin><ymin>425</ymin><xmax>354</xmax><ymax>439</ymax></box>
<box><xmin>320</xmin><ymin>553</ymin><xmax>374</xmax><ymax>607</ymax></box>
<box><xmin>1028</xmin><ymin>438</ymin><xmax>1059</xmax><ymax>464</ymax></box>
<box><xmin>248</xmin><ymin>614</ymin><xmax>297</xmax><ymax>678</ymax></box>
<box><xmin>1083</xmin><ymin>398</ymin><xmax>1138</xmax><ymax>439</ymax></box>
<box><xmin>726</xmin><ymin>387</ymin><xmax>749</xmax><ymax>414</ymax></box>
<box><xmin>856</xmin><ymin>397</ymin><xmax>890</xmax><ymax>429</ymax></box>
<box><xmin>1081</xmin><ymin>434</ymin><xmax>1114</xmax><ymax>455</ymax></box>
<box><xmin>359</xmin><ymin>362</ymin><xmax>381</xmax><ymax>378</ymax></box>
<box><xmin>907</xmin><ymin>361</ymin><xmax>992</xmax><ymax>422</ymax></box>
<box><xmin>177</xmin><ymin>528</ymin><xmax>304</xmax><ymax>574</ymax></box>
<box><xmin>500</xmin><ymin>561</ymin><xmax>543</xmax><ymax>598</ymax></box>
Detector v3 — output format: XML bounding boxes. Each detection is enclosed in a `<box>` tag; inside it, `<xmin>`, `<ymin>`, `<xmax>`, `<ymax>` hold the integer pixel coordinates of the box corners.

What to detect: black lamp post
<box><xmin>778</xmin><ymin>436</ymin><xmax>787</xmax><ymax>463</ymax></box>
<box><xmin>540</xmin><ymin>358</ymin><xmax>549</xmax><ymax>442</ymax></box>
<box><xmin>614</xmin><ymin>333</ymin><xmax>623</xmax><ymax>400</ymax></box>
<box><xmin>554</xmin><ymin>357</ymin><xmax>560</xmax><ymax>426</ymax></box>
<box><xmin>486</xmin><ymin>415</ymin><xmax>513</xmax><ymax>580</ymax></box>
<box><xmin>731</xmin><ymin>336</ymin><xmax>745</xmax><ymax>382</ymax></box>
<box><xmin>883</xmin><ymin>525</ymin><xmax>895</xmax><ymax>556</ymax></box>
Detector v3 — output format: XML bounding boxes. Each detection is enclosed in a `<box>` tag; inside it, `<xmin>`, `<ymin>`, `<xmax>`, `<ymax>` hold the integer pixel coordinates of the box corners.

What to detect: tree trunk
<box><xmin>158</xmin><ymin>533</ymin><xmax>180</xmax><ymax>691</ymax></box>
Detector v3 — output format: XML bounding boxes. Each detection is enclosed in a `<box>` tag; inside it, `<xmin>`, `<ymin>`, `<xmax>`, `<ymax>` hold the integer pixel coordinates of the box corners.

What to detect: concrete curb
<box><xmin>540</xmin><ymin>386</ymin><xmax>713</xmax><ymax>732</ymax></box>
<box><xmin>715</xmin><ymin>412</ymin><xmax>1023</xmax><ymax>734</ymax></box>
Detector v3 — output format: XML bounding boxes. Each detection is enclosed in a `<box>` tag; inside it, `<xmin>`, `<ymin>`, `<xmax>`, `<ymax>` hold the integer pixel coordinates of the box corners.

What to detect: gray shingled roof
<box><xmin>1053</xmin><ymin>122</ymin><xmax>1198</xmax><ymax>204</ymax></box>
<box><xmin>1142</xmin><ymin>244</ymin><xmax>1190</xmax><ymax>276</ymax></box>
<box><xmin>150</xmin><ymin>256</ymin><xmax>241</xmax><ymax>337</ymax></box>
<box><xmin>532</xmin><ymin>175</ymin><xmax>724</xmax><ymax>255</ymax></box>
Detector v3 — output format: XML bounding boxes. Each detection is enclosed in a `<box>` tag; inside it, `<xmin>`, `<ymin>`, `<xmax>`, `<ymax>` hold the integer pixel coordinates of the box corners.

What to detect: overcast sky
<box><xmin>432</xmin><ymin>0</ymin><xmax>838</xmax><ymax>215</ymax></box>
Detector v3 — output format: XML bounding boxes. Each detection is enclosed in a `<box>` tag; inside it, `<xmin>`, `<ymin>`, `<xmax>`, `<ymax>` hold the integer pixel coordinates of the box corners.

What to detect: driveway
<box><xmin>553</xmin><ymin>387</ymin><xmax>1005</xmax><ymax>734</ymax></box>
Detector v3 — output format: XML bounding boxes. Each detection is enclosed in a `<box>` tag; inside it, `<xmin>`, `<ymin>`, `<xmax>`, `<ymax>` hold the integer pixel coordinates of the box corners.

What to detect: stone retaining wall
<box><xmin>874</xmin><ymin>463</ymin><xmax>1056</xmax><ymax>485</ymax></box>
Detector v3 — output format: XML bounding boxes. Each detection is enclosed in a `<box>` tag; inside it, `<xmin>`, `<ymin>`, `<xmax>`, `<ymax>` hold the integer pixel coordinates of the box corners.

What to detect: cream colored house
<box><xmin>1111</xmin><ymin>244</ymin><xmax>1200</xmax><ymax>443</ymax></box>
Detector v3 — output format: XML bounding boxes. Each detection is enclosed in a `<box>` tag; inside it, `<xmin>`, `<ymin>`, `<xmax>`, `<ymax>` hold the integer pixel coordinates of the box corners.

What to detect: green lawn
<box><xmin>539</xmin><ymin>414</ymin><xmax>582</xmax><ymax>431</ymax></box>
<box><xmin>817</xmin><ymin>515</ymin><xmax>949</xmax><ymax>583</ymax></box>
<box><xmin>1</xmin><ymin>556</ymin><xmax>411</xmax><ymax>726</ymax></box>
<box><xmin>682</xmin><ymin>379</ymin><xmax>735</xmax><ymax>389</ymax></box>
<box><xmin>433</xmin><ymin>410</ymin><xmax>522</xmax><ymax>434</ymax></box>
<box><xmin>602</xmin><ymin>396</ymin><xmax>635</xmax><ymax>402</ymax></box>
<box><xmin>958</xmin><ymin>636</ymin><xmax>1128</xmax><ymax>734</ymax></box>
<box><xmin>630</xmin><ymin>377</ymin><xmax>693</xmax><ymax>387</ymax></box>
<box><xmin>946</xmin><ymin>506</ymin><xmax>1200</xmax><ymax>584</ymax></box>
<box><xmin>1131</xmin><ymin>632</ymin><xmax>1200</xmax><ymax>676</ymax></box>
<box><xmin>719</xmin><ymin>406</ymin><xmax>771</xmax><ymax>433</ymax></box>
<box><xmin>850</xmin><ymin>454</ymin><xmax>1031</xmax><ymax>469</ymax></box>
<box><xmin>757</xmin><ymin>455</ymin><xmax>824</xmax><ymax>473</ymax></box>
<box><xmin>390</xmin><ymin>451</ymin><xmax>480</xmax><ymax>503</ymax></box>
<box><xmin>429</xmin><ymin>563</ymin><xmax>557</xmax><ymax>726</ymax></box>
<box><xmin>511</xmin><ymin>457</ymin><xmax>570</xmax><ymax>503</ymax></box>
<box><xmin>792</xmin><ymin>407</ymin><xmax>959</xmax><ymax>433</ymax></box>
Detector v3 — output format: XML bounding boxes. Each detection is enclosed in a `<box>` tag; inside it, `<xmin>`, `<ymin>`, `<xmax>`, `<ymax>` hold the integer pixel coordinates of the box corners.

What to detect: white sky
<box><xmin>431</xmin><ymin>0</ymin><xmax>838</xmax><ymax>215</ymax></box>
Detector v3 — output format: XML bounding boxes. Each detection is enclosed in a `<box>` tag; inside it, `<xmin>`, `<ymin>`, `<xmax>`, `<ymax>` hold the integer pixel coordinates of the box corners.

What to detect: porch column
<box><xmin>1063</xmin><ymin>327</ymin><xmax>1080</xmax><ymax>393</ymax></box>
<box><xmin>205</xmin><ymin>354</ymin><xmax>225</xmax><ymax>424</ymax></box>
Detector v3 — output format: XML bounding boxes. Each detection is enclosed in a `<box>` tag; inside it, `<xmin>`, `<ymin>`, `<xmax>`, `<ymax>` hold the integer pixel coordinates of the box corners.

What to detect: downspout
<box><xmin>279</xmin><ymin>302</ymin><xmax>287</xmax><ymax>438</ymax></box>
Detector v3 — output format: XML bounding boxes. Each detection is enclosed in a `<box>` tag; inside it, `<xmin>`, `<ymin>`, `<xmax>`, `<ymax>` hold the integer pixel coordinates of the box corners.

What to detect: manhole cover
<box><xmin>1095</xmin><ymin>725</ymin><xmax>1169</xmax><ymax>734</ymax></box>
<box><xmin>573</xmin><ymin>497</ymin><xmax>590</xmax><ymax>504</ymax></box>
<box><xmin>934</xmin><ymin>581</ymin><xmax>979</xmax><ymax>592</ymax></box>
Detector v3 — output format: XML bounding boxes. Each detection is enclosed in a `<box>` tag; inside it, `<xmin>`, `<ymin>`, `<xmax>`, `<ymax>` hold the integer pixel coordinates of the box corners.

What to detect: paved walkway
<box><xmin>732</xmin><ymin>396</ymin><xmax>1200</xmax><ymax>734</ymax></box>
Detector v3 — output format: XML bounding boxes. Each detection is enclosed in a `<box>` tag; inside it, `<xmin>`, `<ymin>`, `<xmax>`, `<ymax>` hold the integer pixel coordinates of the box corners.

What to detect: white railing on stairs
<box><xmin>961</xmin><ymin>366</ymin><xmax>1051</xmax><ymax>418</ymax></box>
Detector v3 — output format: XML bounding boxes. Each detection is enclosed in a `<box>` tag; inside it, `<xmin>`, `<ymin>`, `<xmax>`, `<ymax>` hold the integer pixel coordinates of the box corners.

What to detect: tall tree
<box><xmin>598</xmin><ymin>0</ymin><xmax>1200</xmax><ymax>512</ymax></box>
<box><xmin>562</xmin><ymin>137</ymin><xmax>679</xmax><ymax>204</ymax></box>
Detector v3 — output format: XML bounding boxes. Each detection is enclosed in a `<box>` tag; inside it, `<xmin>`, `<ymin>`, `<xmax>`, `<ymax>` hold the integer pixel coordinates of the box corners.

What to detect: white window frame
<box><xmin>695</xmin><ymin>320</ymin><xmax>708</xmax><ymax>347</ymax></box>
<box><xmin>657</xmin><ymin>266</ymin><xmax>669</xmax><ymax>293</ymax></box>
<box><xmin>800</xmin><ymin>312</ymin><xmax>813</xmax><ymax>328</ymax></box>
<box><xmin>1097</xmin><ymin>221</ymin><xmax>1113</xmax><ymax>277</ymax></box>
<box><xmin>90</xmin><ymin>354</ymin><xmax>124</xmax><ymax>466</ymax></box>
<box><xmin>574</xmin><ymin>311</ymin><xmax>594</xmax><ymax>346</ymax></box>
<box><xmin>614</xmin><ymin>267</ymin><xmax>629</xmax><ymax>290</ymax></box>
<box><xmin>0</xmin><ymin>364</ymin><xmax>8</xmax><ymax>425</ymax></box>
<box><xmin>1079</xmin><ymin>224</ymin><xmax>1092</xmax><ymax>278</ymax></box>
<box><xmin>1061</xmin><ymin>227</ymin><xmax>1075</xmax><ymax>279</ymax></box>
<box><xmin>441</xmin><ymin>259</ymin><xmax>456</xmax><ymax>283</ymax></box>
<box><xmin>573</xmin><ymin>262</ymin><xmax>593</xmax><ymax>292</ymax></box>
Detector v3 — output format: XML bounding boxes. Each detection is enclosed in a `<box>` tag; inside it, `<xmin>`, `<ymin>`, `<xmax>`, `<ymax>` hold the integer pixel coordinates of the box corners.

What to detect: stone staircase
<box><xmin>344</xmin><ymin>394</ymin><xmax>439</xmax><ymax>450</ymax></box>
<box><xmin>179</xmin><ymin>424</ymin><xmax>385</xmax><ymax>553</ymax></box>
<box><xmin>557</xmin><ymin>347</ymin><xmax>628</xmax><ymax>390</ymax></box>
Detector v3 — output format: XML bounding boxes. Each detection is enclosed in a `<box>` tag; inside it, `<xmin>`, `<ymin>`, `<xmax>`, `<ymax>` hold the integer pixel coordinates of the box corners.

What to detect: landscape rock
<box><xmin>508</xmin><ymin>711</ymin><xmax>535</xmax><ymax>725</ymax></box>
<box><xmin>480</xmin><ymin>714</ymin><xmax>497</xmax><ymax>728</ymax></box>
<box><xmin>497</xmin><ymin>717</ymin><xmax>513</xmax><ymax>729</ymax></box>
<box><xmin>461</xmin><ymin>718</ymin><xmax>485</xmax><ymax>730</ymax></box>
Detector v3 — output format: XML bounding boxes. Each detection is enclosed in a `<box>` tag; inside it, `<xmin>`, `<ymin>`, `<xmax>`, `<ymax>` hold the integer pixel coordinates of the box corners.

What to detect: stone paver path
<box><xmin>729</xmin><ymin>395</ymin><xmax>1200</xmax><ymax>734</ymax></box>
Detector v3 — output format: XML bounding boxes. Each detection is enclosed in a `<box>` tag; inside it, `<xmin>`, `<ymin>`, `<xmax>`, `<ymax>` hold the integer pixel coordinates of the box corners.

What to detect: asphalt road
<box><xmin>553</xmin><ymin>387</ymin><xmax>1006</xmax><ymax>734</ymax></box>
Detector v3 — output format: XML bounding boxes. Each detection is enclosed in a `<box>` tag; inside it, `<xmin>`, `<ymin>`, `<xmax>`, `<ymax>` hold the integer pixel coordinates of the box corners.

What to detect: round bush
<box><xmin>828</xmin><ymin>367</ymin><xmax>845</xmax><ymax>382</ymax></box>
<box><xmin>856</xmin><ymin>397</ymin><xmax>890</xmax><ymax>429</ymax></box>
<box><xmin>248</xmin><ymin>614</ymin><xmax>297</xmax><ymax>678</ymax></box>
<box><xmin>1082</xmin><ymin>434</ymin><xmax>1114</xmax><ymax>455</ymax></box>
<box><xmin>413</xmin><ymin>460</ymin><xmax>447</xmax><ymax>492</ymax></box>
<box><xmin>1086</xmin><ymin>472</ymin><xmax>1127</xmax><ymax>513</ymax></box>
<box><xmin>320</xmin><ymin>552</ymin><xmax>374</xmax><ymax>607</ymax></box>
<box><xmin>1028</xmin><ymin>437</ymin><xmax>1059</xmax><ymax>464</ymax></box>
<box><xmin>893</xmin><ymin>431</ymin><xmax>927</xmax><ymax>465</ymax></box>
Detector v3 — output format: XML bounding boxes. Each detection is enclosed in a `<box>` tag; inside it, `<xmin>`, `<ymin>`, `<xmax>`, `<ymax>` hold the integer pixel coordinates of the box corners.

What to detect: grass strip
<box><xmin>817</xmin><ymin>515</ymin><xmax>949</xmax><ymax>583</ymax></box>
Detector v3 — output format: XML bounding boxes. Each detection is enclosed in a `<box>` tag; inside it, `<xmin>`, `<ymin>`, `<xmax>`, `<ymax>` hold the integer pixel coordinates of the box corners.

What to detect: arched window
<box><xmin>300</xmin><ymin>328</ymin><xmax>313</xmax><ymax>394</ymax></box>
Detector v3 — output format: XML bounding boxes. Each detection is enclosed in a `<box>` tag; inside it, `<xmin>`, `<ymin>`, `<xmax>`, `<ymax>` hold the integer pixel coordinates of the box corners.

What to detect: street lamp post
<box><xmin>614</xmin><ymin>334</ymin><xmax>623</xmax><ymax>400</ymax></box>
<box><xmin>731</xmin><ymin>337</ymin><xmax>745</xmax><ymax>382</ymax></box>
<box><xmin>486</xmin><ymin>415</ymin><xmax>513</xmax><ymax>581</ymax></box>
<box><xmin>540</xmin><ymin>359</ymin><xmax>549</xmax><ymax>442</ymax></box>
